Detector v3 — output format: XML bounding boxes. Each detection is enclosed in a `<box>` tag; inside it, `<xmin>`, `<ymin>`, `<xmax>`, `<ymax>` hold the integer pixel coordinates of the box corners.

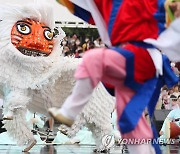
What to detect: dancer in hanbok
<box><xmin>49</xmin><ymin>0</ymin><xmax>180</xmax><ymax>154</ymax></box>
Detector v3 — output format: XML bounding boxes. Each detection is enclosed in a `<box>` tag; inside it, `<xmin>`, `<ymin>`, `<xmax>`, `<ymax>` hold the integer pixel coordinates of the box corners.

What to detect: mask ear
<box><xmin>53</xmin><ymin>27</ymin><xmax>66</xmax><ymax>40</ymax></box>
<box><xmin>53</xmin><ymin>28</ymin><xmax>59</xmax><ymax>38</ymax></box>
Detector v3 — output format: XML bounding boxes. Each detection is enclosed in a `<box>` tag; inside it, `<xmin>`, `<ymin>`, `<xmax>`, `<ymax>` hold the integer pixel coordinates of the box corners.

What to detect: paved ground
<box><xmin>0</xmin><ymin>144</ymin><xmax>179</xmax><ymax>154</ymax></box>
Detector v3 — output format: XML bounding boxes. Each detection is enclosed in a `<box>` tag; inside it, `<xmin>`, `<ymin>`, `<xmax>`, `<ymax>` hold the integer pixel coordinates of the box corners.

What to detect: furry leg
<box><xmin>2</xmin><ymin>90</ymin><xmax>35</xmax><ymax>152</ymax></box>
<box><xmin>3</xmin><ymin>110</ymin><xmax>13</xmax><ymax>120</ymax></box>
<box><xmin>3</xmin><ymin>89</ymin><xmax>30</xmax><ymax>120</ymax></box>
<box><xmin>88</xmin><ymin>123</ymin><xmax>114</xmax><ymax>153</ymax></box>
<box><xmin>22</xmin><ymin>139</ymin><xmax>37</xmax><ymax>152</ymax></box>
<box><xmin>66</xmin><ymin>113</ymin><xmax>87</xmax><ymax>137</ymax></box>
<box><xmin>3</xmin><ymin>108</ymin><xmax>35</xmax><ymax>146</ymax></box>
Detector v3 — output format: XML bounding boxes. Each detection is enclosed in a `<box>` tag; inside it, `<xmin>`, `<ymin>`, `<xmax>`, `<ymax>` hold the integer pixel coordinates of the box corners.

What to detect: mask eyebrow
<box><xmin>42</xmin><ymin>26</ymin><xmax>51</xmax><ymax>30</ymax></box>
<box><xmin>16</xmin><ymin>20</ymin><xmax>32</xmax><ymax>25</ymax></box>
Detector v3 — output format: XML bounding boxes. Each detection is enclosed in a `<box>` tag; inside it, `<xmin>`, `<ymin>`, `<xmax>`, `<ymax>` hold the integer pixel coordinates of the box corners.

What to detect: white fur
<box><xmin>0</xmin><ymin>1</ymin><xmax>116</xmax><ymax>151</ymax></box>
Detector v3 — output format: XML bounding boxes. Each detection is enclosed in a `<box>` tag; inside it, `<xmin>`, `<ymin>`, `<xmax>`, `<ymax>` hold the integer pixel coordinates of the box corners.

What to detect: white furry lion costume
<box><xmin>0</xmin><ymin>0</ymin><xmax>116</xmax><ymax>152</ymax></box>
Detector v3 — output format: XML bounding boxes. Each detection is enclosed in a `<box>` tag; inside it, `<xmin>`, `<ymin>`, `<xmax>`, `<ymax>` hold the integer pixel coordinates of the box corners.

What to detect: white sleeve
<box><xmin>144</xmin><ymin>18</ymin><xmax>180</xmax><ymax>62</ymax></box>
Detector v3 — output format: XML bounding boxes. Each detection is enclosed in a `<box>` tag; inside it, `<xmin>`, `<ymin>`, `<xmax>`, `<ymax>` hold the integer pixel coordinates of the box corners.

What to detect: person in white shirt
<box><xmin>159</xmin><ymin>97</ymin><xmax>180</xmax><ymax>142</ymax></box>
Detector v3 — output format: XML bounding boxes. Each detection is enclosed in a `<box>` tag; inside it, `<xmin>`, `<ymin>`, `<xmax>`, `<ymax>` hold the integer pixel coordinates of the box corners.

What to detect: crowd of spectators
<box><xmin>157</xmin><ymin>63</ymin><xmax>180</xmax><ymax>110</ymax></box>
<box><xmin>61</xmin><ymin>34</ymin><xmax>105</xmax><ymax>58</ymax></box>
<box><xmin>156</xmin><ymin>62</ymin><xmax>180</xmax><ymax>139</ymax></box>
<box><xmin>157</xmin><ymin>84</ymin><xmax>180</xmax><ymax>110</ymax></box>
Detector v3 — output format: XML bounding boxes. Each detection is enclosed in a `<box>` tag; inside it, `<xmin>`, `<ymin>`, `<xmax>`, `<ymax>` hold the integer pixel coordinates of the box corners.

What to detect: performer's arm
<box><xmin>166</xmin><ymin>109</ymin><xmax>176</xmax><ymax>122</ymax></box>
<box><xmin>164</xmin><ymin>0</ymin><xmax>180</xmax><ymax>27</ymax></box>
<box><xmin>169</xmin><ymin>1</ymin><xmax>180</xmax><ymax>17</ymax></box>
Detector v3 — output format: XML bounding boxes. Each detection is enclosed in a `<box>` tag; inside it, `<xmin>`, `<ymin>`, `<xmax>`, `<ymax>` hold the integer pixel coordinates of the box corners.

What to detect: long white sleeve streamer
<box><xmin>144</xmin><ymin>18</ymin><xmax>180</xmax><ymax>62</ymax></box>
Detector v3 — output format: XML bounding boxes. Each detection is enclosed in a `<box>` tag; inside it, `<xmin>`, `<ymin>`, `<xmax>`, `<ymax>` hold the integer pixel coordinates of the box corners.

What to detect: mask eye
<box><xmin>16</xmin><ymin>23</ymin><xmax>31</xmax><ymax>35</ymax></box>
<box><xmin>44</xmin><ymin>29</ymin><xmax>53</xmax><ymax>41</ymax></box>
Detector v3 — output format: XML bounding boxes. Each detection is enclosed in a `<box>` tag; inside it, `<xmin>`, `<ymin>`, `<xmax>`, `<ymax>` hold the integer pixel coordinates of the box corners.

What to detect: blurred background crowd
<box><xmin>61</xmin><ymin>34</ymin><xmax>105</xmax><ymax>58</ymax></box>
<box><xmin>157</xmin><ymin>62</ymin><xmax>180</xmax><ymax>110</ymax></box>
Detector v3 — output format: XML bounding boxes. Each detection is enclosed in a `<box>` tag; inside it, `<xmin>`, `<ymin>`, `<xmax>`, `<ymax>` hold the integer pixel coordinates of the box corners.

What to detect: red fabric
<box><xmin>124</xmin><ymin>44</ymin><xmax>156</xmax><ymax>83</ymax></box>
<box><xmin>103</xmin><ymin>83</ymin><xmax>115</xmax><ymax>89</ymax></box>
<box><xmin>93</xmin><ymin>0</ymin><xmax>157</xmax><ymax>83</ymax></box>
<box><xmin>94</xmin><ymin>0</ymin><xmax>113</xmax><ymax>26</ymax></box>
<box><xmin>112</xmin><ymin>0</ymin><xmax>158</xmax><ymax>45</ymax></box>
<box><xmin>88</xmin><ymin>16</ymin><xmax>95</xmax><ymax>25</ymax></box>
<box><xmin>94</xmin><ymin>0</ymin><xmax>159</xmax><ymax>45</ymax></box>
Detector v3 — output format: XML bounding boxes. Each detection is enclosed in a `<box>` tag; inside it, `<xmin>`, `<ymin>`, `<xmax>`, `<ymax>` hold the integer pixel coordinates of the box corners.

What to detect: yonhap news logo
<box><xmin>117</xmin><ymin>138</ymin><xmax>176</xmax><ymax>145</ymax></box>
<box><xmin>101</xmin><ymin>135</ymin><xmax>115</xmax><ymax>149</ymax></box>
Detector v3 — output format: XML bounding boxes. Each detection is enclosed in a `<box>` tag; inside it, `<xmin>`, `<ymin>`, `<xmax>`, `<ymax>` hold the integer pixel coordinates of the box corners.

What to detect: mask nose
<box><xmin>26</xmin><ymin>29</ymin><xmax>45</xmax><ymax>50</ymax></box>
<box><xmin>27</xmin><ymin>38</ymin><xmax>44</xmax><ymax>51</ymax></box>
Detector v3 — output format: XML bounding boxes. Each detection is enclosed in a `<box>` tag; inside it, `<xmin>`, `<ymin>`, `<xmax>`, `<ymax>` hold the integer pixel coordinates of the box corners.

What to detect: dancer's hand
<box><xmin>164</xmin><ymin>0</ymin><xmax>180</xmax><ymax>27</ymax></box>
<box><xmin>169</xmin><ymin>2</ymin><xmax>180</xmax><ymax>18</ymax></box>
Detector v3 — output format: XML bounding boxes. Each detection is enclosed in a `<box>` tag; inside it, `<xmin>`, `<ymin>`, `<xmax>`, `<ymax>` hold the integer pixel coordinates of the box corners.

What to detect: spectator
<box><xmin>75</xmin><ymin>45</ymin><xmax>83</xmax><ymax>58</ymax></box>
<box><xmin>61</xmin><ymin>33</ymin><xmax>106</xmax><ymax>57</ymax></box>
<box><xmin>156</xmin><ymin>86</ymin><xmax>171</xmax><ymax>110</ymax></box>
<box><xmin>82</xmin><ymin>37</ymin><xmax>90</xmax><ymax>52</ymax></box>
<box><xmin>169</xmin><ymin>85</ymin><xmax>180</xmax><ymax>109</ymax></box>
<box><xmin>94</xmin><ymin>37</ymin><xmax>101</xmax><ymax>48</ymax></box>
<box><xmin>88</xmin><ymin>41</ymin><xmax>95</xmax><ymax>49</ymax></box>
<box><xmin>171</xmin><ymin>62</ymin><xmax>179</xmax><ymax>77</ymax></box>
<box><xmin>159</xmin><ymin>98</ymin><xmax>180</xmax><ymax>141</ymax></box>
<box><xmin>63</xmin><ymin>46</ymin><xmax>72</xmax><ymax>57</ymax></box>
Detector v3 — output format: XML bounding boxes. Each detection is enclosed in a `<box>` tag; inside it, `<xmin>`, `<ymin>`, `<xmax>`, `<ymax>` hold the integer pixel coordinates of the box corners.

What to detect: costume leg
<box><xmin>48</xmin><ymin>78</ymin><xmax>93</xmax><ymax>126</ymax></box>
<box><xmin>22</xmin><ymin>139</ymin><xmax>37</xmax><ymax>152</ymax></box>
<box><xmin>49</xmin><ymin>48</ymin><xmax>155</xmax><ymax>153</ymax></box>
<box><xmin>115</xmin><ymin>86</ymin><xmax>154</xmax><ymax>153</ymax></box>
<box><xmin>3</xmin><ymin>89</ymin><xmax>30</xmax><ymax>120</ymax></box>
<box><xmin>2</xmin><ymin>89</ymin><xmax>36</xmax><ymax>152</ymax></box>
<box><xmin>48</xmin><ymin>48</ymin><xmax>126</xmax><ymax>125</ymax></box>
<box><xmin>115</xmin><ymin>86</ymin><xmax>153</xmax><ymax>139</ymax></box>
<box><xmin>80</xmin><ymin>48</ymin><xmax>154</xmax><ymax>152</ymax></box>
<box><xmin>49</xmin><ymin>48</ymin><xmax>126</xmax><ymax>124</ymax></box>
<box><xmin>60</xmin><ymin>78</ymin><xmax>93</xmax><ymax>119</ymax></box>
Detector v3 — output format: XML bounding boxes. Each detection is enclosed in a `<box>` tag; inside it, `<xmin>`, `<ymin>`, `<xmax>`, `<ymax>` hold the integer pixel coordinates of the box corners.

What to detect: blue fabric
<box><xmin>74</xmin><ymin>5</ymin><xmax>91</xmax><ymax>22</ymax></box>
<box><xmin>130</xmin><ymin>41</ymin><xmax>155</xmax><ymax>49</ymax></box>
<box><xmin>119</xmin><ymin>76</ymin><xmax>158</xmax><ymax>133</ymax></box>
<box><xmin>111</xmin><ymin>47</ymin><xmax>178</xmax><ymax>154</ymax></box>
<box><xmin>111</xmin><ymin>47</ymin><xmax>143</xmax><ymax>92</ymax></box>
<box><xmin>154</xmin><ymin>0</ymin><xmax>166</xmax><ymax>34</ymax></box>
<box><xmin>108</xmin><ymin>0</ymin><xmax>123</xmax><ymax>38</ymax></box>
<box><xmin>147</xmin><ymin>77</ymin><xmax>163</xmax><ymax>154</ymax></box>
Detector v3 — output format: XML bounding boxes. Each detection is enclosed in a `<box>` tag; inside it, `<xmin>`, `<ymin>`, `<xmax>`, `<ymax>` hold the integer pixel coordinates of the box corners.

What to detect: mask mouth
<box><xmin>17</xmin><ymin>47</ymin><xmax>50</xmax><ymax>57</ymax></box>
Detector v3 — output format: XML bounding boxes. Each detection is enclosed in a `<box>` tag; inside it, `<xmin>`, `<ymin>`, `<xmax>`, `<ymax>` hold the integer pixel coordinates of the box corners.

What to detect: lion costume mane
<box><xmin>0</xmin><ymin>0</ymin><xmax>116</xmax><ymax>152</ymax></box>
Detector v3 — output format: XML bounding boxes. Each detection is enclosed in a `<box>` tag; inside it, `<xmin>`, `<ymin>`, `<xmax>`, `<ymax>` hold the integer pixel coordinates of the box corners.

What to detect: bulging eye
<box><xmin>16</xmin><ymin>23</ymin><xmax>31</xmax><ymax>35</ymax></box>
<box><xmin>44</xmin><ymin>29</ymin><xmax>53</xmax><ymax>41</ymax></box>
